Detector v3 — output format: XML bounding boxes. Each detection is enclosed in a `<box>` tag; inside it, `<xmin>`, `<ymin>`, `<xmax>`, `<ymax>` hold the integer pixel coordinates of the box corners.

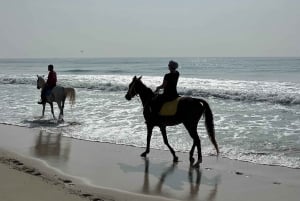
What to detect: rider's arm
<box><xmin>155</xmin><ymin>80</ymin><xmax>167</xmax><ymax>92</ymax></box>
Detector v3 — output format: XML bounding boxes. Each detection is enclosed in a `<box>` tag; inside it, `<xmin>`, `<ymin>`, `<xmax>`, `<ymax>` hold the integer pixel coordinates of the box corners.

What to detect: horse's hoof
<box><xmin>57</xmin><ymin>119</ymin><xmax>64</xmax><ymax>123</ymax></box>
<box><xmin>193</xmin><ymin>163</ymin><xmax>200</xmax><ymax>169</ymax></box>
<box><xmin>141</xmin><ymin>152</ymin><xmax>147</xmax><ymax>157</ymax></box>
<box><xmin>190</xmin><ymin>157</ymin><xmax>195</xmax><ymax>165</ymax></box>
<box><xmin>173</xmin><ymin>156</ymin><xmax>179</xmax><ymax>163</ymax></box>
<box><xmin>193</xmin><ymin>161</ymin><xmax>202</xmax><ymax>169</ymax></box>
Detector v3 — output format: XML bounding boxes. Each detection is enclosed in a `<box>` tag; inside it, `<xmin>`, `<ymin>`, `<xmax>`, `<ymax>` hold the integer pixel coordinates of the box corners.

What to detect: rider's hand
<box><xmin>155</xmin><ymin>89</ymin><xmax>161</xmax><ymax>95</ymax></box>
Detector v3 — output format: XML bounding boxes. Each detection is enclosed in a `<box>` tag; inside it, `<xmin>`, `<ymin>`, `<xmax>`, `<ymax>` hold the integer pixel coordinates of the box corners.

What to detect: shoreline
<box><xmin>1</xmin><ymin>124</ymin><xmax>300</xmax><ymax>201</ymax></box>
<box><xmin>2</xmin><ymin>122</ymin><xmax>299</xmax><ymax>171</ymax></box>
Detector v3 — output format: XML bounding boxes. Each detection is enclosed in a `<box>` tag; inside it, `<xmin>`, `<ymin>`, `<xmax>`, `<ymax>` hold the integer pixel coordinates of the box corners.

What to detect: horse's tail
<box><xmin>65</xmin><ymin>88</ymin><xmax>76</xmax><ymax>107</ymax></box>
<box><xmin>198</xmin><ymin>98</ymin><xmax>219</xmax><ymax>155</ymax></box>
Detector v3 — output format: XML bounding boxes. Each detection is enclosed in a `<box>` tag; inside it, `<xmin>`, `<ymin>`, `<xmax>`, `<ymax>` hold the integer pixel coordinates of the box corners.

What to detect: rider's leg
<box><xmin>150</xmin><ymin>95</ymin><xmax>164</xmax><ymax>120</ymax></box>
<box><xmin>155</xmin><ymin>95</ymin><xmax>165</xmax><ymax>113</ymax></box>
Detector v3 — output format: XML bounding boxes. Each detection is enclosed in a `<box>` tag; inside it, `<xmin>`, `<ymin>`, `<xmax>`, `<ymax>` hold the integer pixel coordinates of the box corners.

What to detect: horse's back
<box><xmin>51</xmin><ymin>86</ymin><xmax>65</xmax><ymax>99</ymax></box>
<box><xmin>52</xmin><ymin>85</ymin><xmax>64</xmax><ymax>92</ymax></box>
<box><xmin>177</xmin><ymin>96</ymin><xmax>204</xmax><ymax>116</ymax></box>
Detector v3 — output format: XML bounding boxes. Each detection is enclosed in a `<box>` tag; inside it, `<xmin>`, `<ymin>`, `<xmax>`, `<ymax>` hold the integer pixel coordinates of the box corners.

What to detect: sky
<box><xmin>0</xmin><ymin>0</ymin><xmax>299</xmax><ymax>58</ymax></box>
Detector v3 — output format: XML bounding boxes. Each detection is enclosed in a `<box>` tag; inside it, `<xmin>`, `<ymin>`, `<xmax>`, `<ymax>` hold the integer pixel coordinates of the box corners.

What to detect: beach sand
<box><xmin>0</xmin><ymin>124</ymin><xmax>299</xmax><ymax>201</ymax></box>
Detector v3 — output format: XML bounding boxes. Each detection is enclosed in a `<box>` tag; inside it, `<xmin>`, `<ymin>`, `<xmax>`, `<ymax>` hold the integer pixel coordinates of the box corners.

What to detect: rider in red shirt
<box><xmin>38</xmin><ymin>64</ymin><xmax>57</xmax><ymax>104</ymax></box>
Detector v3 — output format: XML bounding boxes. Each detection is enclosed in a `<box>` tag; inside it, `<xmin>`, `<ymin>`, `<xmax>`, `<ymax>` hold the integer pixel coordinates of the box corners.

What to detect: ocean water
<box><xmin>0</xmin><ymin>57</ymin><xmax>299</xmax><ymax>168</ymax></box>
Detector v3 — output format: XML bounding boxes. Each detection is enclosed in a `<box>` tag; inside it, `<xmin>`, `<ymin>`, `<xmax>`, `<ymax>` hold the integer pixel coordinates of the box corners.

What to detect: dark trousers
<box><xmin>41</xmin><ymin>85</ymin><xmax>55</xmax><ymax>101</ymax></box>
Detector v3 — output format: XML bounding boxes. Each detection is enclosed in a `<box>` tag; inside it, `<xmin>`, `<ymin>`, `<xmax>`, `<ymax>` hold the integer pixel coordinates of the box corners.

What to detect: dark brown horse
<box><xmin>125</xmin><ymin>76</ymin><xmax>219</xmax><ymax>168</ymax></box>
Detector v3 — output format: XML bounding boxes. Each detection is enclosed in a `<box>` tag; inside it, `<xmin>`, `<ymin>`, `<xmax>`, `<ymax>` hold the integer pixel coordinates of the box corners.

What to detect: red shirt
<box><xmin>47</xmin><ymin>70</ymin><xmax>57</xmax><ymax>87</ymax></box>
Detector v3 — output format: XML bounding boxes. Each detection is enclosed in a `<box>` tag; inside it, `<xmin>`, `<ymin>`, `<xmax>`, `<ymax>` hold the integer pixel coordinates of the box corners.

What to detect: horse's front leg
<box><xmin>42</xmin><ymin>103</ymin><xmax>46</xmax><ymax>117</ymax></box>
<box><xmin>141</xmin><ymin>124</ymin><xmax>154</xmax><ymax>157</ymax></box>
<box><xmin>160</xmin><ymin>126</ymin><xmax>178</xmax><ymax>162</ymax></box>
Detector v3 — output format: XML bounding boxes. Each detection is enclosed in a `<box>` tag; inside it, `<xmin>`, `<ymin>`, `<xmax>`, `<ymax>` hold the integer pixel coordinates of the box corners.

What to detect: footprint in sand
<box><xmin>59</xmin><ymin>178</ymin><xmax>73</xmax><ymax>184</ymax></box>
<box><xmin>81</xmin><ymin>193</ymin><xmax>92</xmax><ymax>198</ymax></box>
<box><xmin>63</xmin><ymin>180</ymin><xmax>72</xmax><ymax>184</ymax></box>
<box><xmin>235</xmin><ymin>171</ymin><xmax>244</xmax><ymax>175</ymax></box>
<box><xmin>24</xmin><ymin>168</ymin><xmax>41</xmax><ymax>176</ymax></box>
<box><xmin>33</xmin><ymin>172</ymin><xmax>42</xmax><ymax>176</ymax></box>
<box><xmin>92</xmin><ymin>198</ymin><xmax>104</xmax><ymax>201</ymax></box>
<box><xmin>25</xmin><ymin>169</ymin><xmax>35</xmax><ymax>174</ymax></box>
<box><xmin>11</xmin><ymin>159</ymin><xmax>24</xmax><ymax>166</ymax></box>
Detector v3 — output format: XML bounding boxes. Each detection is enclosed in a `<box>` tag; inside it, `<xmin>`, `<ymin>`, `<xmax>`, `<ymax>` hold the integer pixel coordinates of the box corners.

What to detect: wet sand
<box><xmin>0</xmin><ymin>124</ymin><xmax>300</xmax><ymax>201</ymax></box>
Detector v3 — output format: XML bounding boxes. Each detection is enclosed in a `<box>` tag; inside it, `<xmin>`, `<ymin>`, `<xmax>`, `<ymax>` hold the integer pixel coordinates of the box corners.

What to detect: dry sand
<box><xmin>0</xmin><ymin>161</ymin><xmax>87</xmax><ymax>201</ymax></box>
<box><xmin>0</xmin><ymin>124</ymin><xmax>300</xmax><ymax>201</ymax></box>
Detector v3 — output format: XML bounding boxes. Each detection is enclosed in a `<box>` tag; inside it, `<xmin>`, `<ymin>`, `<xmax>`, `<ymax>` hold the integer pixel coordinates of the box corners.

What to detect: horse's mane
<box><xmin>138</xmin><ymin>79</ymin><xmax>155</xmax><ymax>97</ymax></box>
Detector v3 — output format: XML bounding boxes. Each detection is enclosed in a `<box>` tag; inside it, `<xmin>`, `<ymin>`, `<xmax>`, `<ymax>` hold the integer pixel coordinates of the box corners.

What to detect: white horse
<box><xmin>36</xmin><ymin>75</ymin><xmax>76</xmax><ymax>121</ymax></box>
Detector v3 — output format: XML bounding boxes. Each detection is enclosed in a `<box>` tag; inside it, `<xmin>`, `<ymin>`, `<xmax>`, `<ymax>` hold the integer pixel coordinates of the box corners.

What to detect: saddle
<box><xmin>45</xmin><ymin>86</ymin><xmax>58</xmax><ymax>97</ymax></box>
<box><xmin>159</xmin><ymin>97</ymin><xmax>181</xmax><ymax>116</ymax></box>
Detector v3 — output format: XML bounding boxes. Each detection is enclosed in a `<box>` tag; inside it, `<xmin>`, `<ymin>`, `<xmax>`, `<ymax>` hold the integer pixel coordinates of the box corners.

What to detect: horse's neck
<box><xmin>39</xmin><ymin>79</ymin><xmax>46</xmax><ymax>88</ymax></box>
<box><xmin>138</xmin><ymin>84</ymin><xmax>154</xmax><ymax>107</ymax></box>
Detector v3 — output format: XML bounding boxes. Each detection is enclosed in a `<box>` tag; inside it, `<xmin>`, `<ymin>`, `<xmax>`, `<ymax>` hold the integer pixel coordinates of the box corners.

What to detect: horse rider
<box><xmin>150</xmin><ymin>60</ymin><xmax>180</xmax><ymax>116</ymax></box>
<box><xmin>38</xmin><ymin>64</ymin><xmax>57</xmax><ymax>104</ymax></box>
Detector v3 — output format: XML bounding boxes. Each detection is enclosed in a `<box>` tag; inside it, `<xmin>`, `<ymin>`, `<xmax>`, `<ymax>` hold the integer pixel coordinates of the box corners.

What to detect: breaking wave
<box><xmin>1</xmin><ymin>74</ymin><xmax>299</xmax><ymax>105</ymax></box>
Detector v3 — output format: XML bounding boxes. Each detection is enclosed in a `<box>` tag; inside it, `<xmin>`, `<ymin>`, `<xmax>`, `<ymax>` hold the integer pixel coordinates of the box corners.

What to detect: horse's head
<box><xmin>125</xmin><ymin>76</ymin><xmax>142</xmax><ymax>100</ymax></box>
<box><xmin>36</xmin><ymin>75</ymin><xmax>46</xmax><ymax>89</ymax></box>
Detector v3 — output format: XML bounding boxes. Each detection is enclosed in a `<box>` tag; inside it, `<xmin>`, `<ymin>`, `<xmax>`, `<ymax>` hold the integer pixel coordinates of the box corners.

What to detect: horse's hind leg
<box><xmin>62</xmin><ymin>97</ymin><xmax>66</xmax><ymax>114</ymax></box>
<box><xmin>57</xmin><ymin>102</ymin><xmax>64</xmax><ymax>121</ymax></box>
<box><xmin>160</xmin><ymin>126</ymin><xmax>178</xmax><ymax>163</ymax></box>
<box><xmin>184</xmin><ymin>122</ymin><xmax>202</xmax><ymax>168</ymax></box>
<box><xmin>50</xmin><ymin>103</ymin><xmax>56</xmax><ymax>119</ymax></box>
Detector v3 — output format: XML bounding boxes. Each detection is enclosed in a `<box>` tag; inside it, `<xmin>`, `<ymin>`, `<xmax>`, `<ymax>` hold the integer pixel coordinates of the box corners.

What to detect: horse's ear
<box><xmin>137</xmin><ymin>76</ymin><xmax>142</xmax><ymax>80</ymax></box>
<box><xmin>37</xmin><ymin>75</ymin><xmax>39</xmax><ymax>78</ymax></box>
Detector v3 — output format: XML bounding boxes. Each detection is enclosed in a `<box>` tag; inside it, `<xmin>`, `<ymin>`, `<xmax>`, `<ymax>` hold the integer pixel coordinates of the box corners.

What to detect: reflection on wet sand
<box><xmin>119</xmin><ymin>159</ymin><xmax>220</xmax><ymax>201</ymax></box>
<box><xmin>33</xmin><ymin>130</ymin><xmax>70</xmax><ymax>161</ymax></box>
<box><xmin>188</xmin><ymin>166</ymin><xmax>201</xmax><ymax>200</ymax></box>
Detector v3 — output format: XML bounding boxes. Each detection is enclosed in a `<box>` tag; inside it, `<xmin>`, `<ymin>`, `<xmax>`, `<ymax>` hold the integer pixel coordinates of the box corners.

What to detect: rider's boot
<box><xmin>38</xmin><ymin>96</ymin><xmax>46</xmax><ymax>104</ymax></box>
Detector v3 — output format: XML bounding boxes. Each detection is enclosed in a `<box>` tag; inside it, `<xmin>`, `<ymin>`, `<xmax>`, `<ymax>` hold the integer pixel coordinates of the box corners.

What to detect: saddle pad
<box><xmin>159</xmin><ymin>97</ymin><xmax>181</xmax><ymax>116</ymax></box>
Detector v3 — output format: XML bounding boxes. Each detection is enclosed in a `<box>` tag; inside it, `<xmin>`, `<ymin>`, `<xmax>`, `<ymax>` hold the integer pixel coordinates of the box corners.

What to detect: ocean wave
<box><xmin>0</xmin><ymin>77</ymin><xmax>35</xmax><ymax>85</ymax></box>
<box><xmin>62</xmin><ymin>69</ymin><xmax>97</xmax><ymax>73</ymax></box>
<box><xmin>61</xmin><ymin>69</ymin><xmax>128</xmax><ymax>74</ymax></box>
<box><xmin>220</xmin><ymin>146</ymin><xmax>300</xmax><ymax>169</ymax></box>
<box><xmin>1</xmin><ymin>74</ymin><xmax>299</xmax><ymax>105</ymax></box>
<box><xmin>179</xmin><ymin>88</ymin><xmax>300</xmax><ymax>105</ymax></box>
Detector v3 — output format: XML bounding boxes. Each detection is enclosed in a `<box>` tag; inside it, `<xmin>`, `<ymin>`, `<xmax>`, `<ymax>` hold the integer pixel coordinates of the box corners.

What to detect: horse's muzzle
<box><xmin>125</xmin><ymin>94</ymin><xmax>131</xmax><ymax>100</ymax></box>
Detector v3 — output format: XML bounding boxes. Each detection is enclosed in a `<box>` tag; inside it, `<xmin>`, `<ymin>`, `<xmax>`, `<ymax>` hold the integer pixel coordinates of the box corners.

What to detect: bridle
<box><xmin>127</xmin><ymin>79</ymin><xmax>139</xmax><ymax>99</ymax></box>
